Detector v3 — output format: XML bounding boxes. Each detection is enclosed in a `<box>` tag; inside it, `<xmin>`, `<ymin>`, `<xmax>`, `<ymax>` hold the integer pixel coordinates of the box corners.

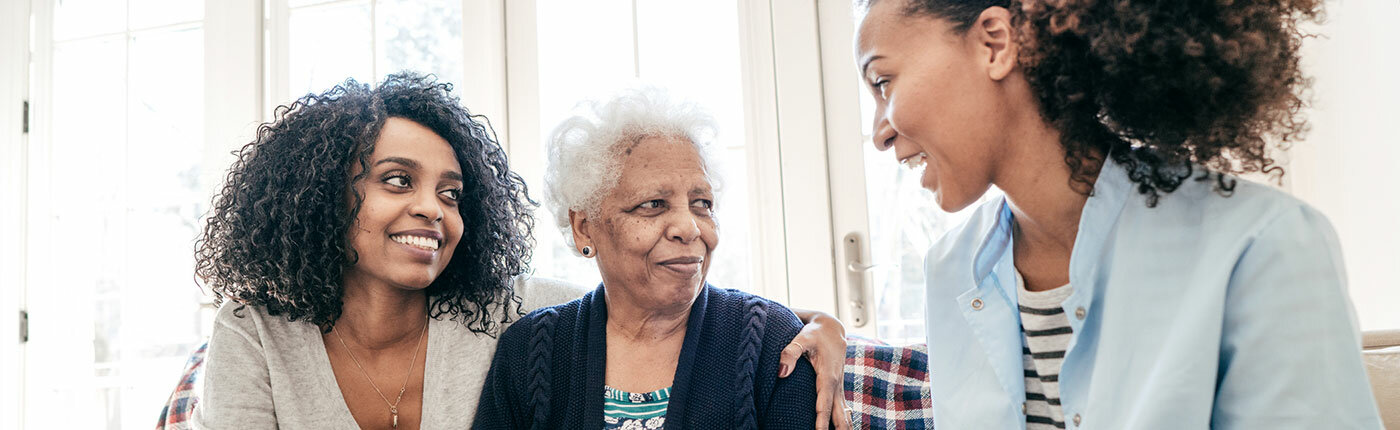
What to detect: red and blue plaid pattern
<box><xmin>155</xmin><ymin>342</ymin><xmax>207</xmax><ymax>430</ymax></box>
<box><xmin>844</xmin><ymin>336</ymin><xmax>934</xmax><ymax>429</ymax></box>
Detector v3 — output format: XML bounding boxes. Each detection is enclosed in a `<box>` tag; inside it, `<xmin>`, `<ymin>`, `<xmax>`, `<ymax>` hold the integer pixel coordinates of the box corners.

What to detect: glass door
<box><xmin>23</xmin><ymin>0</ymin><xmax>210</xmax><ymax>427</ymax></box>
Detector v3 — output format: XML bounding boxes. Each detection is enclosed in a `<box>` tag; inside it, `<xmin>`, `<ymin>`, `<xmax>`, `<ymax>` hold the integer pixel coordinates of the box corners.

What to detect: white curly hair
<box><xmin>543</xmin><ymin>87</ymin><xmax>723</xmax><ymax>252</ymax></box>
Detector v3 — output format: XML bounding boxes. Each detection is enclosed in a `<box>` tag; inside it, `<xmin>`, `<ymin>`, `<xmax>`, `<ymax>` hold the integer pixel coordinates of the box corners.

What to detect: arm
<box><xmin>191</xmin><ymin>306</ymin><xmax>278</xmax><ymax>430</ymax></box>
<box><xmin>780</xmin><ymin>308</ymin><xmax>851</xmax><ymax>430</ymax></box>
<box><xmin>1211</xmin><ymin>206</ymin><xmax>1383</xmax><ymax>429</ymax></box>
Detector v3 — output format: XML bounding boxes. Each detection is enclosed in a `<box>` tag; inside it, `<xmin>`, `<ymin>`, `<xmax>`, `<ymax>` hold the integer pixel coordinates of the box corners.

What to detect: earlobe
<box><xmin>978</xmin><ymin>7</ymin><xmax>1018</xmax><ymax>81</ymax></box>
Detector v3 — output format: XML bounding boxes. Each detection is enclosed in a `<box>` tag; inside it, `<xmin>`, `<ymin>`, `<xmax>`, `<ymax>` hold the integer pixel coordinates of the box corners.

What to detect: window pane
<box><xmin>532</xmin><ymin>1</ymin><xmax>754</xmax><ymax>293</ymax></box>
<box><xmin>288</xmin><ymin>1</ymin><xmax>372</xmax><ymax>97</ymax></box>
<box><xmin>54</xmin><ymin>0</ymin><xmax>126</xmax><ymax>41</ymax></box>
<box><xmin>37</xmin><ymin>35</ymin><xmax>128</xmax><ymax>430</ymax></box>
<box><xmin>122</xmin><ymin>26</ymin><xmax>208</xmax><ymax>429</ymax></box>
<box><xmin>128</xmin><ymin>0</ymin><xmax>202</xmax><ymax>30</ymax></box>
<box><xmin>32</xmin><ymin>17</ymin><xmax>208</xmax><ymax>430</ymax></box>
<box><xmin>376</xmin><ymin>0</ymin><xmax>463</xmax><ymax>86</ymax></box>
<box><xmin>532</xmin><ymin>0</ymin><xmax>636</xmax><ymax>289</ymax></box>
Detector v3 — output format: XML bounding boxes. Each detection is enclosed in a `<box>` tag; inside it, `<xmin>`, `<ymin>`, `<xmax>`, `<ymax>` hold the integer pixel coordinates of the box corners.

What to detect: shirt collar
<box><xmin>970</xmin><ymin>157</ymin><xmax>1134</xmax><ymax>287</ymax></box>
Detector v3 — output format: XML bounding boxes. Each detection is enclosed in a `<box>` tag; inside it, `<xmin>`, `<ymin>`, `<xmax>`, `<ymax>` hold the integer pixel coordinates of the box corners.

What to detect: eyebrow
<box><xmin>859</xmin><ymin>54</ymin><xmax>884</xmax><ymax>78</ymax></box>
<box><xmin>375</xmin><ymin>156</ymin><xmax>463</xmax><ymax>181</ymax></box>
<box><xmin>374</xmin><ymin>157</ymin><xmax>419</xmax><ymax>169</ymax></box>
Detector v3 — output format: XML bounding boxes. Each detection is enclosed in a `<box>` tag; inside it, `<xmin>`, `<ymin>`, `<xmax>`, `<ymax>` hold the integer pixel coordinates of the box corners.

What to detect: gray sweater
<box><xmin>192</xmin><ymin>277</ymin><xmax>589</xmax><ymax>430</ymax></box>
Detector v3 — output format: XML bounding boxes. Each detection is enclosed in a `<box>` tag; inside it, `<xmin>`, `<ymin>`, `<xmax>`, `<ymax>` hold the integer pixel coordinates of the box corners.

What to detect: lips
<box><xmin>658</xmin><ymin>256</ymin><xmax>703</xmax><ymax>275</ymax></box>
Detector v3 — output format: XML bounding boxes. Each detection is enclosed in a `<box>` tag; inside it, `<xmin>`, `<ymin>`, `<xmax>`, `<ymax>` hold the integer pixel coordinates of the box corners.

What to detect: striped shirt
<box><xmin>1017</xmin><ymin>273</ymin><xmax>1074</xmax><ymax>429</ymax></box>
<box><xmin>602</xmin><ymin>385</ymin><xmax>670</xmax><ymax>429</ymax></box>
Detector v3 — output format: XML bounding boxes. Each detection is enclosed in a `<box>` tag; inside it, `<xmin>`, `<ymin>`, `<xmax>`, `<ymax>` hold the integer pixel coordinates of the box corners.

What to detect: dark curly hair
<box><xmin>195</xmin><ymin>72</ymin><xmax>535</xmax><ymax>334</ymax></box>
<box><xmin>863</xmin><ymin>0</ymin><xmax>1320</xmax><ymax>205</ymax></box>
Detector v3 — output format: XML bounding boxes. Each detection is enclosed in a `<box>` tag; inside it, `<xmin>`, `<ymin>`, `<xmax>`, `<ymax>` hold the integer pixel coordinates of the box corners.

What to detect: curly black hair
<box><xmin>195</xmin><ymin>72</ymin><xmax>535</xmax><ymax>334</ymax></box>
<box><xmin>864</xmin><ymin>0</ymin><xmax>1319</xmax><ymax>206</ymax></box>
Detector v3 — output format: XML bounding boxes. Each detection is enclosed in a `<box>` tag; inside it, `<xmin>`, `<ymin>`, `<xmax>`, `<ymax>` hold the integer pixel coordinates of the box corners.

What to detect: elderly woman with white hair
<box><xmin>473</xmin><ymin>89</ymin><xmax>828</xmax><ymax>429</ymax></box>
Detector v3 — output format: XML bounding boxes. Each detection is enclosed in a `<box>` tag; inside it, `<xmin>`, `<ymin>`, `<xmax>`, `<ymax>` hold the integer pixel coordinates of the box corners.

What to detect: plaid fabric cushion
<box><xmin>844</xmin><ymin>336</ymin><xmax>934</xmax><ymax>429</ymax></box>
<box><xmin>155</xmin><ymin>341</ymin><xmax>207</xmax><ymax>430</ymax></box>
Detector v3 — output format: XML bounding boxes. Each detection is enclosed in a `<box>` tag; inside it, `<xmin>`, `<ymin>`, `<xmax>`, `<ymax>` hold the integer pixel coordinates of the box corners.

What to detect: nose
<box><xmin>409</xmin><ymin>189</ymin><xmax>445</xmax><ymax>223</ymax></box>
<box><xmin>665</xmin><ymin>210</ymin><xmax>702</xmax><ymax>244</ymax></box>
<box><xmin>871</xmin><ymin>106</ymin><xmax>896</xmax><ymax>152</ymax></box>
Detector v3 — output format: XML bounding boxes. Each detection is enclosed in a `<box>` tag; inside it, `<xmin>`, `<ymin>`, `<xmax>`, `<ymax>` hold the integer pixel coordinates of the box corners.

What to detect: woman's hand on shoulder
<box><xmin>782</xmin><ymin>308</ymin><xmax>851</xmax><ymax>430</ymax></box>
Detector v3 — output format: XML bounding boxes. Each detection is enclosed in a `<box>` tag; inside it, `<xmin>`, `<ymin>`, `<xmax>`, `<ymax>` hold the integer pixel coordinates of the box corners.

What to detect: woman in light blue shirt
<box><xmin>853</xmin><ymin>0</ymin><xmax>1382</xmax><ymax>428</ymax></box>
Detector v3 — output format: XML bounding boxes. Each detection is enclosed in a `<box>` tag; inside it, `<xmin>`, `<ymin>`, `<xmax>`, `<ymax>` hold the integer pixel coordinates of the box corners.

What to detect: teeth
<box><xmin>391</xmin><ymin>234</ymin><xmax>439</xmax><ymax>251</ymax></box>
<box><xmin>901</xmin><ymin>152</ymin><xmax>928</xmax><ymax>170</ymax></box>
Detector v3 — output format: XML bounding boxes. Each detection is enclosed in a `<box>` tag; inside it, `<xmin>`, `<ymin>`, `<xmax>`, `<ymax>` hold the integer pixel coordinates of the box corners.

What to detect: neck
<box><xmin>603</xmin><ymin>288</ymin><xmax>692</xmax><ymax>344</ymax></box>
<box><xmin>335</xmin><ymin>274</ymin><xmax>429</xmax><ymax>351</ymax></box>
<box><xmin>994</xmin><ymin>103</ymin><xmax>1099</xmax><ymax>258</ymax></box>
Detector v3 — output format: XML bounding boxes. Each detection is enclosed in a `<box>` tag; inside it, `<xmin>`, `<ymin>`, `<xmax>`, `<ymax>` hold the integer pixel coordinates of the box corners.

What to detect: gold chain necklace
<box><xmin>332</xmin><ymin>317</ymin><xmax>428</xmax><ymax>429</ymax></box>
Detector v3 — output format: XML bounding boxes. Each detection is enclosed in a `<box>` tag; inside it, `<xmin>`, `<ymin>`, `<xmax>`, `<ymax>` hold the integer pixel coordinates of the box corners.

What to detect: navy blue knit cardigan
<box><xmin>472</xmin><ymin>284</ymin><xmax>818</xmax><ymax>429</ymax></box>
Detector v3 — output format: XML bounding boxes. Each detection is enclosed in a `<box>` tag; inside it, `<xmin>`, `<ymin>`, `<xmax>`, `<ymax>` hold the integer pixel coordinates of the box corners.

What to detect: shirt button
<box><xmin>1021</xmin><ymin>402</ymin><xmax>1027</xmax><ymax>415</ymax></box>
<box><xmin>971</xmin><ymin>298</ymin><xmax>984</xmax><ymax>310</ymax></box>
<box><xmin>1073</xmin><ymin>413</ymin><xmax>1082</xmax><ymax>426</ymax></box>
<box><xmin>1074</xmin><ymin>307</ymin><xmax>1086</xmax><ymax>320</ymax></box>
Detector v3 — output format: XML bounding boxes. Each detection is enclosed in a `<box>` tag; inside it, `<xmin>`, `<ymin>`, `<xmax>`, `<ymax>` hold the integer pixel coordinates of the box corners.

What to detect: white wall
<box><xmin>1291</xmin><ymin>0</ymin><xmax>1400</xmax><ymax>330</ymax></box>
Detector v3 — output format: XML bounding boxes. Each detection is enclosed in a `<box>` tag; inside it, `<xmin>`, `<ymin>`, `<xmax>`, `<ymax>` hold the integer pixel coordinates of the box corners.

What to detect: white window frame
<box><xmin>2</xmin><ymin>0</ymin><xmax>33</xmax><ymax>427</ymax></box>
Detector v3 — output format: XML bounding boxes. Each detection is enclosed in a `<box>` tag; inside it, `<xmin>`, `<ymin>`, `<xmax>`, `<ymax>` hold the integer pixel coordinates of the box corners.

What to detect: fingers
<box><xmin>778</xmin><ymin>341</ymin><xmax>806</xmax><ymax>378</ymax></box>
<box><xmin>832</xmin><ymin>395</ymin><xmax>853</xmax><ymax>430</ymax></box>
<box><xmin>815</xmin><ymin>361</ymin><xmax>849</xmax><ymax>430</ymax></box>
<box><xmin>815</xmin><ymin>385</ymin><xmax>834</xmax><ymax>430</ymax></box>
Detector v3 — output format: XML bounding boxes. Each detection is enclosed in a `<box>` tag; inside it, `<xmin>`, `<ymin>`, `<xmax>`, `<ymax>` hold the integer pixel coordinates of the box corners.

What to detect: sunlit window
<box><xmin>280</xmin><ymin>0</ymin><xmax>463</xmax><ymax>99</ymax></box>
<box><xmin>529</xmin><ymin>0</ymin><xmax>754</xmax><ymax>292</ymax></box>
<box><xmin>26</xmin><ymin>2</ymin><xmax>206</xmax><ymax>428</ymax></box>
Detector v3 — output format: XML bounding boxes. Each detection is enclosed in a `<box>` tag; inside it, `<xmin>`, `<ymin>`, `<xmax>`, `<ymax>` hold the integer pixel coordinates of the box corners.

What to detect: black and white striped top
<box><xmin>1017</xmin><ymin>273</ymin><xmax>1074</xmax><ymax>429</ymax></box>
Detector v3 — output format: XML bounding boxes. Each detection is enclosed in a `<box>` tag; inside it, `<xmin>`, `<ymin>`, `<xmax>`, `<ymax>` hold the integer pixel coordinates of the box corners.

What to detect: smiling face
<box><xmin>343</xmin><ymin>117</ymin><xmax>465</xmax><ymax>291</ymax></box>
<box><xmin>856</xmin><ymin>0</ymin><xmax>1015</xmax><ymax>211</ymax></box>
<box><xmin>571</xmin><ymin>136</ymin><xmax>718</xmax><ymax>312</ymax></box>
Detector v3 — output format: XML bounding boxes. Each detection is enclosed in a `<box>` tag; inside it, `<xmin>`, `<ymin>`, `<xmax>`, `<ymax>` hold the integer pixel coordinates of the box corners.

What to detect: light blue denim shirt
<box><xmin>923</xmin><ymin>158</ymin><xmax>1383</xmax><ymax>429</ymax></box>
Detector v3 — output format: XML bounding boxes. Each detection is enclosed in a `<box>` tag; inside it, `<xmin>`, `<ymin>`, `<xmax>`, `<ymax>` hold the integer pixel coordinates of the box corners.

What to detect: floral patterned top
<box><xmin>602</xmin><ymin>385</ymin><xmax>670</xmax><ymax>429</ymax></box>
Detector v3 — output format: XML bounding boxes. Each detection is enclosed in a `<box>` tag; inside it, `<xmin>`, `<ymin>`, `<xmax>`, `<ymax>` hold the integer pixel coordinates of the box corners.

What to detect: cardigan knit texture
<box><xmin>473</xmin><ymin>284</ymin><xmax>817</xmax><ymax>429</ymax></box>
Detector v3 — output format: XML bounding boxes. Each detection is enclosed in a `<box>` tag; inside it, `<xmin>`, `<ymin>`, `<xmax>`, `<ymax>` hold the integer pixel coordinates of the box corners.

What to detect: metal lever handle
<box><xmin>847</xmin><ymin>262</ymin><xmax>878</xmax><ymax>273</ymax></box>
<box><xmin>842</xmin><ymin>232</ymin><xmax>873</xmax><ymax>328</ymax></box>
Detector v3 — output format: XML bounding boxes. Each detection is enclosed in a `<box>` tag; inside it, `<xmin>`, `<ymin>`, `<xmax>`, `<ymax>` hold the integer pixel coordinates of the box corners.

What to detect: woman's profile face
<box><xmin>344</xmin><ymin>117</ymin><xmax>466</xmax><ymax>290</ymax></box>
<box><xmin>855</xmin><ymin>0</ymin><xmax>1009</xmax><ymax>212</ymax></box>
<box><xmin>577</xmin><ymin>136</ymin><xmax>718</xmax><ymax>310</ymax></box>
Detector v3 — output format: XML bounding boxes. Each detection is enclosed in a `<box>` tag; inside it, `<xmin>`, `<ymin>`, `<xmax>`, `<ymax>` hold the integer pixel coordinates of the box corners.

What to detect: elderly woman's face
<box><xmin>575</xmin><ymin>136</ymin><xmax>718</xmax><ymax>310</ymax></box>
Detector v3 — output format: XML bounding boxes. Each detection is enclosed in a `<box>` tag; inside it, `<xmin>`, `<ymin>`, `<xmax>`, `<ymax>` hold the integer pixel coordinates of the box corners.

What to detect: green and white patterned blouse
<box><xmin>602</xmin><ymin>385</ymin><xmax>670</xmax><ymax>429</ymax></box>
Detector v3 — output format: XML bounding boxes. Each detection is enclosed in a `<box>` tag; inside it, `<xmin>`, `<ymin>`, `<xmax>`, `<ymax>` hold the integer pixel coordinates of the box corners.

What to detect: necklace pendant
<box><xmin>392</xmin><ymin>412</ymin><xmax>398</xmax><ymax>429</ymax></box>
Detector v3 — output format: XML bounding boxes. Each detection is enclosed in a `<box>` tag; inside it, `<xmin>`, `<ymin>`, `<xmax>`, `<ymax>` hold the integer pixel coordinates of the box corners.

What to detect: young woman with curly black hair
<box><xmin>189</xmin><ymin>73</ymin><xmax>587</xmax><ymax>429</ymax></box>
<box><xmin>190</xmin><ymin>73</ymin><xmax>854</xmax><ymax>430</ymax></box>
<box><xmin>855</xmin><ymin>0</ymin><xmax>1380</xmax><ymax>428</ymax></box>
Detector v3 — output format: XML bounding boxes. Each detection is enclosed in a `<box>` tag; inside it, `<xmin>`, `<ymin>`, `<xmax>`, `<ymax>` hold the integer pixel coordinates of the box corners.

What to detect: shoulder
<box><xmin>208</xmin><ymin>301</ymin><xmax>321</xmax><ymax>360</ymax></box>
<box><xmin>703</xmin><ymin>287</ymin><xmax>803</xmax><ymax>340</ymax></box>
<box><xmin>1138</xmin><ymin>173</ymin><xmax>1337</xmax><ymax>253</ymax></box>
<box><xmin>210</xmin><ymin>302</ymin><xmax>278</xmax><ymax>345</ymax></box>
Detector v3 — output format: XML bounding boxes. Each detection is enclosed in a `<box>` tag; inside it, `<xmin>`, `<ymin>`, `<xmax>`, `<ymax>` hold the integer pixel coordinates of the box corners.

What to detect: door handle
<box><xmin>842</xmin><ymin>232</ymin><xmax>873</xmax><ymax>328</ymax></box>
